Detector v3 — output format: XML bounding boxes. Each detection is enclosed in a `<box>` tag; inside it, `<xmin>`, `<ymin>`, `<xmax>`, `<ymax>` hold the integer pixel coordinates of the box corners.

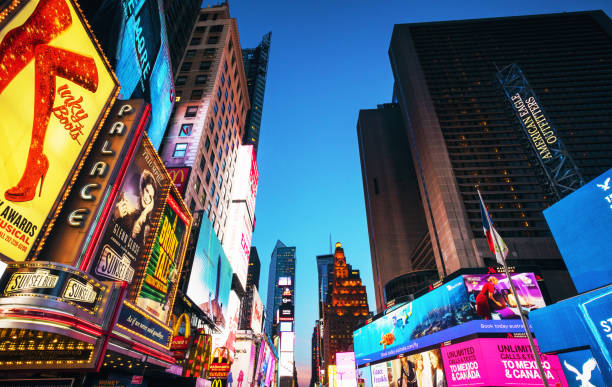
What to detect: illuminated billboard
<box><xmin>280</xmin><ymin>332</ymin><xmax>294</xmax><ymax>352</ymax></box>
<box><xmin>135</xmin><ymin>190</ymin><xmax>191</xmax><ymax>323</ymax></box>
<box><xmin>280</xmin><ymin>352</ymin><xmax>294</xmax><ymax>377</ymax></box>
<box><xmin>212</xmin><ymin>290</ymin><xmax>241</xmax><ymax>353</ymax></box>
<box><xmin>353</xmin><ymin>274</ymin><xmax>547</xmax><ymax>365</ymax></box>
<box><xmin>186</xmin><ymin>214</ymin><xmax>233</xmax><ymax>327</ymax></box>
<box><xmin>336</xmin><ymin>352</ymin><xmax>357</xmax><ymax>387</ymax></box>
<box><xmin>328</xmin><ymin>365</ymin><xmax>337</xmax><ymax>387</ymax></box>
<box><xmin>441</xmin><ymin>338</ymin><xmax>567</xmax><ymax>386</ymax></box>
<box><xmin>231</xmin><ymin>145</ymin><xmax>259</xmax><ymax>218</ymax></box>
<box><xmin>278</xmin><ymin>277</ymin><xmax>292</xmax><ymax>287</ymax></box>
<box><xmin>543</xmin><ymin>167</ymin><xmax>612</xmax><ymax>293</ymax></box>
<box><xmin>251</xmin><ymin>286</ymin><xmax>263</xmax><ymax>333</ymax></box>
<box><xmin>167</xmin><ymin>167</ymin><xmax>191</xmax><ymax>196</ymax></box>
<box><xmin>222</xmin><ymin>201</ymin><xmax>252</xmax><ymax>289</ymax></box>
<box><xmin>230</xmin><ymin>339</ymin><xmax>256</xmax><ymax>386</ymax></box>
<box><xmin>279</xmin><ymin>322</ymin><xmax>292</xmax><ymax>332</ymax></box>
<box><xmin>357</xmin><ymin>365</ymin><xmax>372</xmax><ymax>387</ymax></box>
<box><xmin>0</xmin><ymin>0</ymin><xmax>117</xmax><ymax>262</ymax></box>
<box><xmin>90</xmin><ymin>136</ymin><xmax>169</xmax><ymax>289</ymax></box>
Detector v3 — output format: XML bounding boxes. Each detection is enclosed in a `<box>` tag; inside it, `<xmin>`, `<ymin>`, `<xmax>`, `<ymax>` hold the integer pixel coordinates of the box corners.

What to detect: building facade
<box><xmin>357</xmin><ymin>103</ymin><xmax>437</xmax><ymax>312</ymax></box>
<box><xmin>239</xmin><ymin>246</ymin><xmax>262</xmax><ymax>330</ymax></box>
<box><xmin>265</xmin><ymin>240</ymin><xmax>296</xmax><ymax>337</ymax></box>
<box><xmin>322</xmin><ymin>243</ymin><xmax>369</xmax><ymax>373</ymax></box>
<box><xmin>163</xmin><ymin>0</ymin><xmax>202</xmax><ymax>75</ymax></box>
<box><xmin>316</xmin><ymin>254</ymin><xmax>334</xmax><ymax>317</ymax></box>
<box><xmin>242</xmin><ymin>32</ymin><xmax>272</xmax><ymax>156</ymax></box>
<box><xmin>387</xmin><ymin>11</ymin><xmax>612</xmax><ymax>302</ymax></box>
<box><xmin>159</xmin><ymin>2</ymin><xmax>251</xmax><ymax>243</ymax></box>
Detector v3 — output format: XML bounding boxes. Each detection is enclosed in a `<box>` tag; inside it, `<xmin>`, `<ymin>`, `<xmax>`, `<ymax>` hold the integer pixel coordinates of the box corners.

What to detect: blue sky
<box><xmin>221</xmin><ymin>1</ymin><xmax>612</xmax><ymax>385</ymax></box>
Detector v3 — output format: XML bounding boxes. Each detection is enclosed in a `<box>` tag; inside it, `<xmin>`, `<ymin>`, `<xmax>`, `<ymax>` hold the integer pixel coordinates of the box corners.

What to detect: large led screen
<box><xmin>212</xmin><ymin>290</ymin><xmax>240</xmax><ymax>353</ymax></box>
<box><xmin>544</xmin><ymin>167</ymin><xmax>612</xmax><ymax>293</ymax></box>
<box><xmin>0</xmin><ymin>0</ymin><xmax>117</xmax><ymax>261</ymax></box>
<box><xmin>186</xmin><ymin>215</ymin><xmax>233</xmax><ymax>328</ymax></box>
<box><xmin>251</xmin><ymin>286</ymin><xmax>263</xmax><ymax>333</ymax></box>
<box><xmin>354</xmin><ymin>274</ymin><xmax>546</xmax><ymax>365</ymax></box>
<box><xmin>441</xmin><ymin>338</ymin><xmax>568</xmax><ymax>386</ymax></box>
<box><xmin>357</xmin><ymin>366</ymin><xmax>372</xmax><ymax>387</ymax></box>
<box><xmin>336</xmin><ymin>352</ymin><xmax>357</xmax><ymax>387</ymax></box>
<box><xmin>557</xmin><ymin>349</ymin><xmax>605</xmax><ymax>387</ymax></box>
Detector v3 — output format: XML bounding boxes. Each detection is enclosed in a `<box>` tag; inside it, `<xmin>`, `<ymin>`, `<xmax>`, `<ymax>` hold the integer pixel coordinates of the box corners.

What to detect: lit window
<box><xmin>185</xmin><ymin>106</ymin><xmax>198</xmax><ymax>118</ymax></box>
<box><xmin>173</xmin><ymin>143</ymin><xmax>188</xmax><ymax>158</ymax></box>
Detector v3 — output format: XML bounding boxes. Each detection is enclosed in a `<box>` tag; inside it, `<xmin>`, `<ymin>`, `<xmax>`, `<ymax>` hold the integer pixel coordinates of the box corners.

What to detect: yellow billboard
<box><xmin>0</xmin><ymin>0</ymin><xmax>117</xmax><ymax>261</ymax></box>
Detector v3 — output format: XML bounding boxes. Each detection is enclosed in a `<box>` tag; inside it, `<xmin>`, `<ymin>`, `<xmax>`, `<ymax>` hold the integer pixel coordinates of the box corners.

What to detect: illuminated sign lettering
<box><xmin>96</xmin><ymin>245</ymin><xmax>136</xmax><ymax>282</ymax></box>
<box><xmin>510</xmin><ymin>94</ymin><xmax>556</xmax><ymax>160</ymax></box>
<box><xmin>5</xmin><ymin>269</ymin><xmax>58</xmax><ymax>293</ymax></box>
<box><xmin>62</xmin><ymin>278</ymin><xmax>97</xmax><ymax>303</ymax></box>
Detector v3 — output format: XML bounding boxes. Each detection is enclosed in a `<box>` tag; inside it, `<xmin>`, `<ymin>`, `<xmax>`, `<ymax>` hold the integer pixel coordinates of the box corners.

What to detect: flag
<box><xmin>477</xmin><ymin>190</ymin><xmax>509</xmax><ymax>265</ymax></box>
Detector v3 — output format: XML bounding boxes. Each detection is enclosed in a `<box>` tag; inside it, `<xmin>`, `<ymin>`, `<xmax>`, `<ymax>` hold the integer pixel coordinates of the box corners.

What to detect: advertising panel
<box><xmin>186</xmin><ymin>215</ymin><xmax>233</xmax><ymax>327</ymax></box>
<box><xmin>222</xmin><ymin>202</ymin><xmax>252</xmax><ymax>289</ymax></box>
<box><xmin>280</xmin><ymin>352</ymin><xmax>294</xmax><ymax>377</ymax></box>
<box><xmin>370</xmin><ymin>363</ymin><xmax>388</xmax><ymax>387</ymax></box>
<box><xmin>115</xmin><ymin>300</ymin><xmax>173</xmax><ymax>349</ymax></box>
<box><xmin>231</xmin><ymin>145</ymin><xmax>258</xmax><ymax>219</ymax></box>
<box><xmin>441</xmin><ymin>338</ymin><xmax>567</xmax><ymax>387</ymax></box>
<box><xmin>251</xmin><ymin>286</ymin><xmax>263</xmax><ymax>333</ymax></box>
<box><xmin>279</xmin><ymin>322</ymin><xmax>292</xmax><ymax>332</ymax></box>
<box><xmin>354</xmin><ymin>274</ymin><xmax>547</xmax><ymax>365</ymax></box>
<box><xmin>230</xmin><ymin>340</ymin><xmax>254</xmax><ymax>387</ymax></box>
<box><xmin>357</xmin><ymin>366</ymin><xmax>373</xmax><ymax>387</ymax></box>
<box><xmin>37</xmin><ymin>100</ymin><xmax>148</xmax><ymax>266</ymax></box>
<box><xmin>135</xmin><ymin>190</ymin><xmax>191</xmax><ymax>323</ymax></box>
<box><xmin>212</xmin><ymin>290</ymin><xmax>241</xmax><ymax>353</ymax></box>
<box><xmin>557</xmin><ymin>349</ymin><xmax>605</xmax><ymax>387</ymax></box>
<box><xmin>265</xmin><ymin>352</ymin><xmax>275</xmax><ymax>387</ymax></box>
<box><xmin>328</xmin><ymin>365</ymin><xmax>337</xmax><ymax>387</ymax></box>
<box><xmin>544</xmin><ymin>167</ymin><xmax>612</xmax><ymax>293</ymax></box>
<box><xmin>278</xmin><ymin>277</ymin><xmax>291</xmax><ymax>287</ymax></box>
<box><xmin>280</xmin><ymin>332</ymin><xmax>294</xmax><ymax>352</ymax></box>
<box><xmin>336</xmin><ymin>352</ymin><xmax>358</xmax><ymax>387</ymax></box>
<box><xmin>90</xmin><ymin>136</ymin><xmax>169</xmax><ymax>288</ymax></box>
<box><xmin>463</xmin><ymin>273</ymin><xmax>546</xmax><ymax>320</ymax></box>
<box><xmin>167</xmin><ymin>167</ymin><xmax>191</xmax><ymax>197</ymax></box>
<box><xmin>0</xmin><ymin>0</ymin><xmax>117</xmax><ymax>262</ymax></box>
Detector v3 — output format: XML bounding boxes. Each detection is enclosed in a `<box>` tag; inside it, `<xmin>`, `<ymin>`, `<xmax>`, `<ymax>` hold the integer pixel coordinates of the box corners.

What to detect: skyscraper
<box><xmin>159</xmin><ymin>2</ymin><xmax>250</xmax><ymax>243</ymax></box>
<box><xmin>322</xmin><ymin>243</ymin><xmax>369</xmax><ymax>374</ymax></box>
<box><xmin>265</xmin><ymin>240</ymin><xmax>296</xmax><ymax>337</ymax></box>
<box><xmin>316</xmin><ymin>254</ymin><xmax>334</xmax><ymax>317</ymax></box>
<box><xmin>163</xmin><ymin>0</ymin><xmax>201</xmax><ymax>75</ymax></box>
<box><xmin>387</xmin><ymin>11</ymin><xmax>612</xmax><ymax>302</ymax></box>
<box><xmin>239</xmin><ymin>246</ymin><xmax>262</xmax><ymax>330</ymax></box>
<box><xmin>242</xmin><ymin>32</ymin><xmax>272</xmax><ymax>156</ymax></box>
<box><xmin>357</xmin><ymin>103</ymin><xmax>438</xmax><ymax>312</ymax></box>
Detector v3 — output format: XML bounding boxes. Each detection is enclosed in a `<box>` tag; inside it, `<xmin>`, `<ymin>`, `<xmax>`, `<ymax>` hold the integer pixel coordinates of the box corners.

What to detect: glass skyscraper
<box><xmin>265</xmin><ymin>240</ymin><xmax>296</xmax><ymax>336</ymax></box>
<box><xmin>242</xmin><ymin>32</ymin><xmax>272</xmax><ymax>156</ymax></box>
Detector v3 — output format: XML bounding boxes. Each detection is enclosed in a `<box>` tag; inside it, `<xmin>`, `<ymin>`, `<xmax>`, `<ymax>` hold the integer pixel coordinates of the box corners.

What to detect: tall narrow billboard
<box><xmin>186</xmin><ymin>215</ymin><xmax>233</xmax><ymax>327</ymax></box>
<box><xmin>0</xmin><ymin>0</ymin><xmax>118</xmax><ymax>261</ymax></box>
<box><xmin>251</xmin><ymin>286</ymin><xmax>263</xmax><ymax>334</ymax></box>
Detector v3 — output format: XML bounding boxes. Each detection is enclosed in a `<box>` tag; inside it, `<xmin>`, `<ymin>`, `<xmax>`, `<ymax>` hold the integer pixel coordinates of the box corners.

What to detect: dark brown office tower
<box><xmin>358</xmin><ymin>103</ymin><xmax>438</xmax><ymax>312</ymax></box>
<box><xmin>389</xmin><ymin>11</ymin><xmax>612</xmax><ymax>302</ymax></box>
<box><xmin>323</xmin><ymin>243</ymin><xmax>369</xmax><ymax>373</ymax></box>
<box><xmin>239</xmin><ymin>247</ymin><xmax>261</xmax><ymax>330</ymax></box>
<box><xmin>163</xmin><ymin>0</ymin><xmax>201</xmax><ymax>75</ymax></box>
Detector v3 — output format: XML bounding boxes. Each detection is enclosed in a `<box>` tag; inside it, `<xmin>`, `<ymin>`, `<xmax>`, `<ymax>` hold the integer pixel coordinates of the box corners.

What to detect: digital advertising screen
<box><xmin>135</xmin><ymin>191</ymin><xmax>191</xmax><ymax>323</ymax></box>
<box><xmin>222</xmin><ymin>202</ymin><xmax>252</xmax><ymax>289</ymax></box>
<box><xmin>186</xmin><ymin>215</ymin><xmax>233</xmax><ymax>328</ymax></box>
<box><xmin>251</xmin><ymin>286</ymin><xmax>264</xmax><ymax>334</ymax></box>
<box><xmin>0</xmin><ymin>0</ymin><xmax>117</xmax><ymax>262</ymax></box>
<box><xmin>441</xmin><ymin>338</ymin><xmax>568</xmax><ymax>386</ymax></box>
<box><xmin>91</xmin><ymin>136</ymin><xmax>169</xmax><ymax>288</ymax></box>
<box><xmin>279</xmin><ymin>322</ymin><xmax>293</xmax><ymax>332</ymax></box>
<box><xmin>336</xmin><ymin>352</ymin><xmax>358</xmax><ymax>387</ymax></box>
<box><xmin>463</xmin><ymin>273</ymin><xmax>546</xmax><ymax>320</ymax></box>
<box><xmin>556</xmin><ymin>349</ymin><xmax>605</xmax><ymax>387</ymax></box>
<box><xmin>278</xmin><ymin>277</ymin><xmax>292</xmax><ymax>287</ymax></box>
<box><xmin>280</xmin><ymin>332</ymin><xmax>294</xmax><ymax>352</ymax></box>
<box><xmin>354</xmin><ymin>274</ymin><xmax>546</xmax><ymax>365</ymax></box>
<box><xmin>357</xmin><ymin>366</ymin><xmax>372</xmax><ymax>387</ymax></box>
<box><xmin>230</xmin><ymin>339</ymin><xmax>254</xmax><ymax>386</ymax></box>
<box><xmin>544</xmin><ymin>167</ymin><xmax>612</xmax><ymax>293</ymax></box>
<box><xmin>279</xmin><ymin>352</ymin><xmax>294</xmax><ymax>377</ymax></box>
<box><xmin>370</xmin><ymin>362</ymin><xmax>388</xmax><ymax>387</ymax></box>
<box><xmin>231</xmin><ymin>145</ymin><xmax>258</xmax><ymax>219</ymax></box>
<box><xmin>212</xmin><ymin>290</ymin><xmax>240</xmax><ymax>353</ymax></box>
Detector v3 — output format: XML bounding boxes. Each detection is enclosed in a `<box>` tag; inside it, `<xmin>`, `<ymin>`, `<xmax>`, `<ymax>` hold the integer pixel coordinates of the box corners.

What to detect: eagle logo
<box><xmin>563</xmin><ymin>358</ymin><xmax>598</xmax><ymax>387</ymax></box>
<box><xmin>596</xmin><ymin>177</ymin><xmax>610</xmax><ymax>191</ymax></box>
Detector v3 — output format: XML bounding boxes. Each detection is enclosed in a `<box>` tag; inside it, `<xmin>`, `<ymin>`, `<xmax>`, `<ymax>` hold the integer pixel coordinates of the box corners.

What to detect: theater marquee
<box><xmin>0</xmin><ymin>0</ymin><xmax>118</xmax><ymax>262</ymax></box>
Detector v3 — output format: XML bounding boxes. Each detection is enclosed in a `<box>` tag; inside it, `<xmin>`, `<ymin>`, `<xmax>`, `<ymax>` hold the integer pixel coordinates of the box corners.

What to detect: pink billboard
<box><xmin>336</xmin><ymin>352</ymin><xmax>358</xmax><ymax>387</ymax></box>
<box><xmin>441</xmin><ymin>338</ymin><xmax>568</xmax><ymax>387</ymax></box>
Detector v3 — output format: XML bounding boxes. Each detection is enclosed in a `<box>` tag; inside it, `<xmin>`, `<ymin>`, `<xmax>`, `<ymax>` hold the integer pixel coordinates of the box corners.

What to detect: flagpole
<box><xmin>476</xmin><ymin>187</ymin><xmax>550</xmax><ymax>387</ymax></box>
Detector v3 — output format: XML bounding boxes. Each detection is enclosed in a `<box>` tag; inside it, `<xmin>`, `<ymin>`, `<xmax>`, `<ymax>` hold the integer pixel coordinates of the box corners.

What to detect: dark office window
<box><xmin>194</xmin><ymin>176</ymin><xmax>201</xmax><ymax>193</ymax></box>
<box><xmin>195</xmin><ymin>75</ymin><xmax>207</xmax><ymax>85</ymax></box>
<box><xmin>210</xmin><ymin>183</ymin><xmax>216</xmax><ymax>196</ymax></box>
<box><xmin>214</xmin><ymin>102</ymin><xmax>218</xmax><ymax>115</ymax></box>
<box><xmin>203</xmin><ymin>48</ymin><xmax>215</xmax><ymax>57</ymax></box>
<box><xmin>217</xmin><ymin>88</ymin><xmax>222</xmax><ymax>99</ymax></box>
<box><xmin>199</xmin><ymin>155</ymin><xmax>206</xmax><ymax>171</ymax></box>
<box><xmin>221</xmin><ymin>103</ymin><xmax>225</xmax><ymax>115</ymax></box>
<box><xmin>224</xmin><ymin>61</ymin><xmax>228</xmax><ymax>72</ymax></box>
<box><xmin>205</xmin><ymin>170</ymin><xmax>211</xmax><ymax>184</ymax></box>
<box><xmin>189</xmin><ymin>199</ymin><xmax>195</xmax><ymax>212</ymax></box>
<box><xmin>175</xmin><ymin>76</ymin><xmax>187</xmax><ymax>86</ymax></box>
<box><xmin>210</xmin><ymin>25</ymin><xmax>223</xmax><ymax>33</ymax></box>
<box><xmin>181</xmin><ymin>62</ymin><xmax>192</xmax><ymax>71</ymax></box>
<box><xmin>189</xmin><ymin>38</ymin><xmax>201</xmax><ymax>46</ymax></box>
<box><xmin>224</xmin><ymin>89</ymin><xmax>228</xmax><ymax>100</ymax></box>
<box><xmin>190</xmin><ymin>89</ymin><xmax>203</xmax><ymax>100</ymax></box>
<box><xmin>173</xmin><ymin>143</ymin><xmax>187</xmax><ymax>158</ymax></box>
<box><xmin>205</xmin><ymin>136</ymin><xmax>211</xmax><ymax>150</ymax></box>
<box><xmin>212</xmin><ymin>13</ymin><xmax>218</xmax><ymax>20</ymax></box>
<box><xmin>209</xmin><ymin>120</ymin><xmax>214</xmax><ymax>131</ymax></box>
<box><xmin>200</xmin><ymin>61</ymin><xmax>211</xmax><ymax>71</ymax></box>
<box><xmin>214</xmin><ymin>164</ymin><xmax>219</xmax><ymax>177</ymax></box>
<box><xmin>374</xmin><ymin>178</ymin><xmax>379</xmax><ymax>194</ymax></box>
<box><xmin>221</xmin><ymin>132</ymin><xmax>226</xmax><ymax>143</ymax></box>
<box><xmin>185</xmin><ymin>106</ymin><xmax>198</xmax><ymax>117</ymax></box>
<box><xmin>179</xmin><ymin>124</ymin><xmax>193</xmax><ymax>137</ymax></box>
<box><xmin>214</xmin><ymin>134</ymin><xmax>219</xmax><ymax>146</ymax></box>
<box><xmin>214</xmin><ymin>193</ymin><xmax>220</xmax><ymax>207</ymax></box>
<box><xmin>185</xmin><ymin>50</ymin><xmax>196</xmax><ymax>58</ymax></box>
<box><xmin>207</xmin><ymin>36</ymin><xmax>219</xmax><ymax>45</ymax></box>
<box><xmin>198</xmin><ymin>13</ymin><xmax>208</xmax><ymax>21</ymax></box>
<box><xmin>220</xmin><ymin>74</ymin><xmax>225</xmax><ymax>85</ymax></box>
<box><xmin>195</xmin><ymin>26</ymin><xmax>206</xmax><ymax>34</ymax></box>
<box><xmin>217</xmin><ymin>118</ymin><xmax>222</xmax><ymax>129</ymax></box>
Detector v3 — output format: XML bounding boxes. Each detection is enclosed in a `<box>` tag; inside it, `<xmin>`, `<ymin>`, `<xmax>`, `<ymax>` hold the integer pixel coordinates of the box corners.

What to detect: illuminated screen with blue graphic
<box><xmin>353</xmin><ymin>274</ymin><xmax>546</xmax><ymax>365</ymax></box>
<box><xmin>557</xmin><ymin>349</ymin><xmax>605</xmax><ymax>387</ymax></box>
<box><xmin>544</xmin><ymin>167</ymin><xmax>612</xmax><ymax>293</ymax></box>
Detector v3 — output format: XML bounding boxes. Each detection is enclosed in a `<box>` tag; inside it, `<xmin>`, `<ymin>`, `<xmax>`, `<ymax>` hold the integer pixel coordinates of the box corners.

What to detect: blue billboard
<box><xmin>557</xmin><ymin>349</ymin><xmax>606</xmax><ymax>387</ymax></box>
<box><xmin>353</xmin><ymin>274</ymin><xmax>546</xmax><ymax>365</ymax></box>
<box><xmin>544</xmin><ymin>167</ymin><xmax>612</xmax><ymax>293</ymax></box>
<box><xmin>186</xmin><ymin>216</ymin><xmax>233</xmax><ymax>329</ymax></box>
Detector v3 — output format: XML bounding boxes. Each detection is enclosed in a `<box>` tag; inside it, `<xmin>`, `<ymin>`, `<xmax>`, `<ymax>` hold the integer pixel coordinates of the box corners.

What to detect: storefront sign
<box><xmin>0</xmin><ymin>0</ymin><xmax>118</xmax><ymax>262</ymax></box>
<box><xmin>115</xmin><ymin>300</ymin><xmax>172</xmax><ymax>349</ymax></box>
<box><xmin>581</xmin><ymin>289</ymin><xmax>612</xmax><ymax>366</ymax></box>
<box><xmin>37</xmin><ymin>100</ymin><xmax>148</xmax><ymax>266</ymax></box>
<box><xmin>167</xmin><ymin>167</ymin><xmax>191</xmax><ymax>196</ymax></box>
<box><xmin>0</xmin><ymin>262</ymin><xmax>106</xmax><ymax>314</ymax></box>
<box><xmin>209</xmin><ymin>347</ymin><xmax>232</xmax><ymax>379</ymax></box>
